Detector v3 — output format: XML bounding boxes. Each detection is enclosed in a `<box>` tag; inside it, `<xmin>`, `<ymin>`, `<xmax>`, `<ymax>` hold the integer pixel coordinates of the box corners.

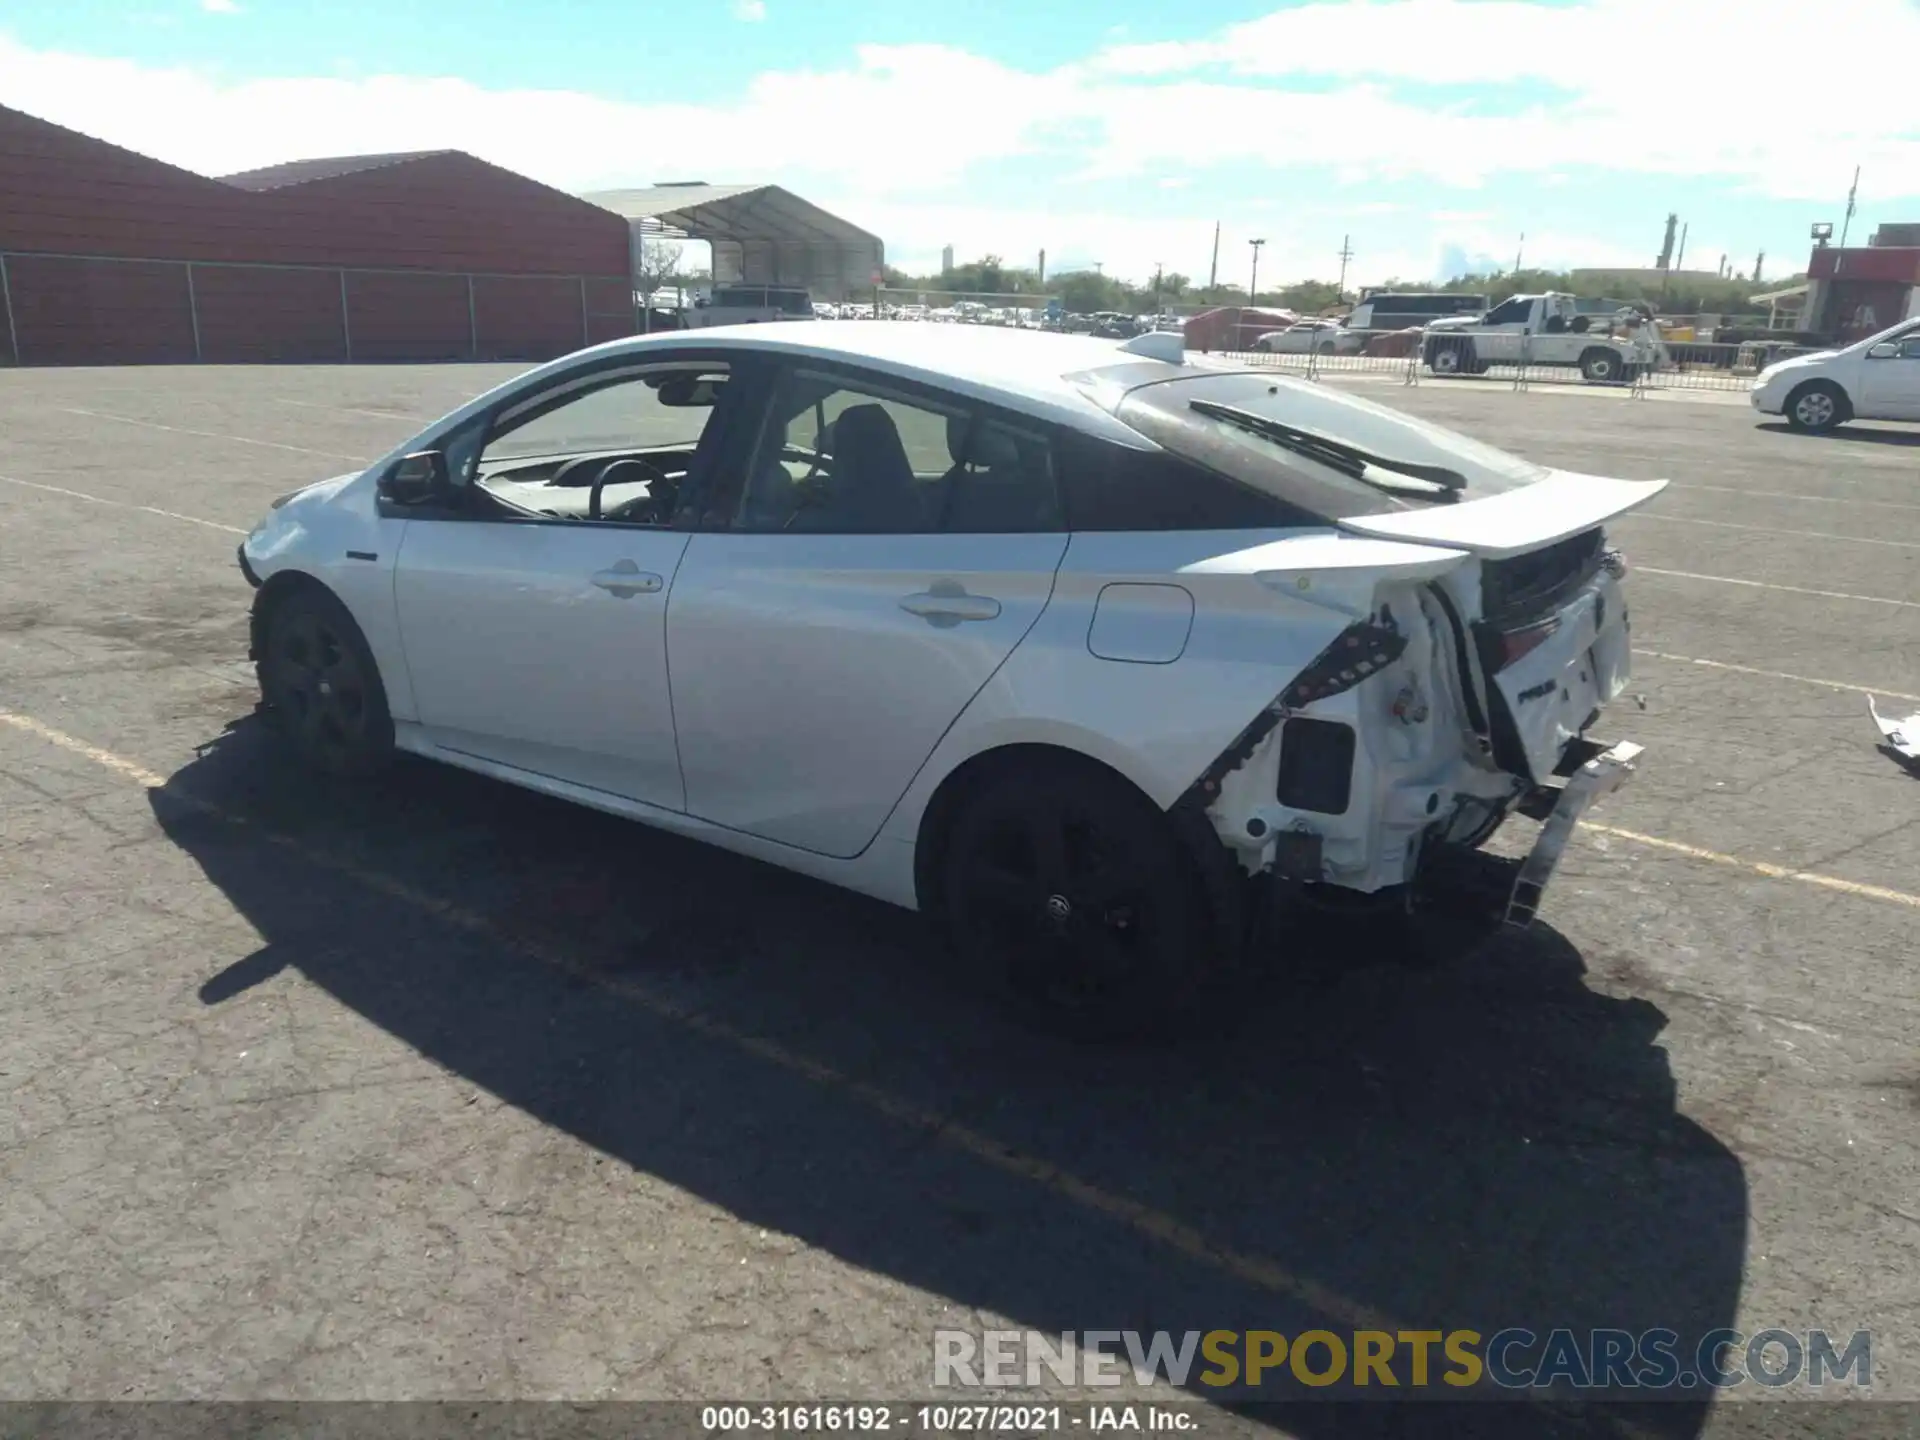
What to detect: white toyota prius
<box><xmin>239</xmin><ymin>324</ymin><xmax>1659</xmax><ymax>1034</ymax></box>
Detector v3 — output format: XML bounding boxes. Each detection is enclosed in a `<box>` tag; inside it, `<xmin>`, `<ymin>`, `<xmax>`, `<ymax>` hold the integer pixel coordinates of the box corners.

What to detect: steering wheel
<box><xmin>589</xmin><ymin>457</ymin><xmax>669</xmax><ymax>522</ymax></box>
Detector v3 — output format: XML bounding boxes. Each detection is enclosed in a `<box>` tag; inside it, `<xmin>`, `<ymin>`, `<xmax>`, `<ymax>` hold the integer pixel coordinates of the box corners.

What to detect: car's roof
<box><xmin>580</xmin><ymin>321</ymin><xmax>1217</xmax><ymax>439</ymax></box>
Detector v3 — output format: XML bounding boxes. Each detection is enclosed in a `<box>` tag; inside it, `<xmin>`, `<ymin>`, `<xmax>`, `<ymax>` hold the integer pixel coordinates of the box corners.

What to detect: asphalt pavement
<box><xmin>2</xmin><ymin>360</ymin><xmax>1917</xmax><ymax>1438</ymax></box>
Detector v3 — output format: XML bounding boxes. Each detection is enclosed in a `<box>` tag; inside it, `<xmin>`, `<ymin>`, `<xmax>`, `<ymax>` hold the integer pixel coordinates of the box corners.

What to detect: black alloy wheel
<box><xmin>260</xmin><ymin>587</ymin><xmax>394</xmax><ymax>776</ymax></box>
<box><xmin>942</xmin><ymin>768</ymin><xmax>1211</xmax><ymax>1039</ymax></box>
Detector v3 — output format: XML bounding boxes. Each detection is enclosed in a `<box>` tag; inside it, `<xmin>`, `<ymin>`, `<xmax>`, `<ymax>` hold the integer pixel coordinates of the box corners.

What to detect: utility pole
<box><xmin>1152</xmin><ymin>262</ymin><xmax>1163</xmax><ymax>311</ymax></box>
<box><xmin>1208</xmin><ymin>222</ymin><xmax>1221</xmax><ymax>290</ymax></box>
<box><xmin>1753</xmin><ymin>250</ymin><xmax>1764</xmax><ymax>285</ymax></box>
<box><xmin>1336</xmin><ymin>234</ymin><xmax>1353</xmax><ymax>299</ymax></box>
<box><xmin>1838</xmin><ymin>166</ymin><xmax>1861</xmax><ymax>249</ymax></box>
<box><xmin>1513</xmin><ymin>232</ymin><xmax>1525</xmax><ymax>275</ymax></box>
<box><xmin>1038</xmin><ymin>248</ymin><xmax>1046</xmax><ymax>286</ymax></box>
<box><xmin>1248</xmin><ymin>238</ymin><xmax>1265</xmax><ymax>304</ymax></box>
<box><xmin>1674</xmin><ymin>222</ymin><xmax>1689</xmax><ymax>272</ymax></box>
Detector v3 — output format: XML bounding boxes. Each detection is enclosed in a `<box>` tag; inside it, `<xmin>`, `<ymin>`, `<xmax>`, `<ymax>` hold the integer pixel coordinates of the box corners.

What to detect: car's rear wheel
<box><xmin>1316</xmin><ymin>340</ymin><xmax>1335</xmax><ymax>356</ymax></box>
<box><xmin>940</xmin><ymin>766</ymin><xmax>1215</xmax><ymax>1040</ymax></box>
<box><xmin>1784</xmin><ymin>380</ymin><xmax>1848</xmax><ymax>433</ymax></box>
<box><xmin>257</xmin><ymin>584</ymin><xmax>394</xmax><ymax>777</ymax></box>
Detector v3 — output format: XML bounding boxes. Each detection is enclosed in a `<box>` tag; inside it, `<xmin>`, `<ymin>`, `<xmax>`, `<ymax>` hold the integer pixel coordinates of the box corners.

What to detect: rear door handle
<box><xmin>591</xmin><ymin>561</ymin><xmax>663</xmax><ymax>598</ymax></box>
<box><xmin>900</xmin><ymin>588</ymin><xmax>1001</xmax><ymax>626</ymax></box>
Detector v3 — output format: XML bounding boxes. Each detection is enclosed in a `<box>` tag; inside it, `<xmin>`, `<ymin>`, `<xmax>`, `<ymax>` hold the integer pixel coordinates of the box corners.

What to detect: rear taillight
<box><xmin>1498</xmin><ymin>618</ymin><xmax>1561</xmax><ymax>668</ymax></box>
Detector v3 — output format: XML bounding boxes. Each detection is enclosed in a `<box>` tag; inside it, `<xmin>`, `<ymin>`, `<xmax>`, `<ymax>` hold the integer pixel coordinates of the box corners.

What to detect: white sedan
<box><xmin>1252</xmin><ymin>321</ymin><xmax>1367</xmax><ymax>357</ymax></box>
<box><xmin>240</xmin><ymin>324</ymin><xmax>1658</xmax><ymax>1035</ymax></box>
<box><xmin>1750</xmin><ymin>316</ymin><xmax>1920</xmax><ymax>432</ymax></box>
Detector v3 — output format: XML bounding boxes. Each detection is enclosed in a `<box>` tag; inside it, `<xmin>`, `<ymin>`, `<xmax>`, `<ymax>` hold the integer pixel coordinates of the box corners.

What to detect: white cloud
<box><xmin>0</xmin><ymin>2</ymin><xmax>1913</xmax><ymax>288</ymax></box>
<box><xmin>200</xmin><ymin>0</ymin><xmax>241</xmax><ymax>12</ymax></box>
<box><xmin>731</xmin><ymin>0</ymin><xmax>766</xmax><ymax>20</ymax></box>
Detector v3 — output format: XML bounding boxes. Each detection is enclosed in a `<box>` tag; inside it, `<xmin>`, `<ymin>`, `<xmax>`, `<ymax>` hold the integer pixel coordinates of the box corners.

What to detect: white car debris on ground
<box><xmin>238</xmin><ymin>323</ymin><xmax>1662</xmax><ymax>1036</ymax></box>
<box><xmin>1869</xmin><ymin>696</ymin><xmax>1920</xmax><ymax>768</ymax></box>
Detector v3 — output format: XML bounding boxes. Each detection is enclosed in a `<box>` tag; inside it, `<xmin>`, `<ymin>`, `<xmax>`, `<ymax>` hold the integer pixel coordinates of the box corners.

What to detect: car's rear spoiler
<box><xmin>1335</xmin><ymin>472</ymin><xmax>1669</xmax><ymax>558</ymax></box>
<box><xmin>1179</xmin><ymin>532</ymin><xmax>1472</xmax><ymax>618</ymax></box>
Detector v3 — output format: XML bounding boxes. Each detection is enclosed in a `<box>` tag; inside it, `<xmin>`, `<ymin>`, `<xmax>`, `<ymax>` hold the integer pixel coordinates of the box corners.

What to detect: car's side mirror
<box><xmin>1867</xmin><ymin>342</ymin><xmax>1898</xmax><ymax>359</ymax></box>
<box><xmin>379</xmin><ymin>450</ymin><xmax>452</xmax><ymax>506</ymax></box>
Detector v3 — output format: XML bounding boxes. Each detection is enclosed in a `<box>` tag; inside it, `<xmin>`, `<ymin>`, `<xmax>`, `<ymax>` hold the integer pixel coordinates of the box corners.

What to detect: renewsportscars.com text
<box><xmin>933</xmin><ymin>1328</ymin><xmax>1871</xmax><ymax>1394</ymax></box>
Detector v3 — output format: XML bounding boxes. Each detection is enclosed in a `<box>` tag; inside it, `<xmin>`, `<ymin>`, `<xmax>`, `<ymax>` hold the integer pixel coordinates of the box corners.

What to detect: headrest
<box><xmin>945</xmin><ymin>415</ymin><xmax>1024</xmax><ymax>470</ymax></box>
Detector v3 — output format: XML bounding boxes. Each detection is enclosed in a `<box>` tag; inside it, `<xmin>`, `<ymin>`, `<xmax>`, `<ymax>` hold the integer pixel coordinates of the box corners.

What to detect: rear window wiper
<box><xmin>1188</xmin><ymin>399</ymin><xmax>1466</xmax><ymax>501</ymax></box>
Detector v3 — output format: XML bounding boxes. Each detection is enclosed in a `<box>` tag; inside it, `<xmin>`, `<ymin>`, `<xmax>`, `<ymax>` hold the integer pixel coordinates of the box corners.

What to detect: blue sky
<box><xmin>3</xmin><ymin>0</ymin><xmax>1917</xmax><ymax>288</ymax></box>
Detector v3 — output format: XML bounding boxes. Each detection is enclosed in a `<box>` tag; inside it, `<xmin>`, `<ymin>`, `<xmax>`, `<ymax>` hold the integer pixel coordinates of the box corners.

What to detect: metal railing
<box><xmin>1205</xmin><ymin>328</ymin><xmax>1817</xmax><ymax>395</ymax></box>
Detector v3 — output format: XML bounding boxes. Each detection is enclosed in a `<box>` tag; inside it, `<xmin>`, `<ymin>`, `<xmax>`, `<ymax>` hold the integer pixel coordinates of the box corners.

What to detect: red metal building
<box><xmin>0</xmin><ymin>104</ymin><xmax>636</xmax><ymax>366</ymax></box>
<box><xmin>1800</xmin><ymin>228</ymin><xmax>1920</xmax><ymax>345</ymax></box>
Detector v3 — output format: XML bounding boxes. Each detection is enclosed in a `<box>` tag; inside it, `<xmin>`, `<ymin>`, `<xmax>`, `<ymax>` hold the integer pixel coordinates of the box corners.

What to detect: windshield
<box><xmin>1114</xmin><ymin>371</ymin><xmax>1550</xmax><ymax>518</ymax></box>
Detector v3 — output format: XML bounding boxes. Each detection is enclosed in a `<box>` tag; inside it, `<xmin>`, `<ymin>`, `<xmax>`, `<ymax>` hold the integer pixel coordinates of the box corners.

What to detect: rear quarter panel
<box><xmin>878</xmin><ymin>528</ymin><xmax>1368</xmax><ymax>842</ymax></box>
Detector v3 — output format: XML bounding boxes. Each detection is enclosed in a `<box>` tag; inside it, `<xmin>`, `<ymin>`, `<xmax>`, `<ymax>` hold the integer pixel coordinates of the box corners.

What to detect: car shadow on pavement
<box><xmin>1754</xmin><ymin>421</ymin><xmax>1920</xmax><ymax>446</ymax></box>
<box><xmin>161</xmin><ymin>721</ymin><xmax>1745</xmax><ymax>1438</ymax></box>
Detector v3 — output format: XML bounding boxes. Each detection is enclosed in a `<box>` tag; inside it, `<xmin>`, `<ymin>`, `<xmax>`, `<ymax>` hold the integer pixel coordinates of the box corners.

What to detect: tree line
<box><xmin>879</xmin><ymin>256</ymin><xmax>1800</xmax><ymax>319</ymax></box>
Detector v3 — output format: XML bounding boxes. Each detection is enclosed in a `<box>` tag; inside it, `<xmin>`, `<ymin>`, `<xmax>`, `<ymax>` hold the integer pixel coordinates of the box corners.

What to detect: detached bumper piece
<box><xmin>1504</xmin><ymin>740</ymin><xmax>1644</xmax><ymax>928</ymax></box>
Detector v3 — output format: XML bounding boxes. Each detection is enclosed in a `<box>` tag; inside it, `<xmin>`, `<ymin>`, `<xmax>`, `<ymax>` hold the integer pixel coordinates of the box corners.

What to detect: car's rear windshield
<box><xmin>1114</xmin><ymin>371</ymin><xmax>1551</xmax><ymax>518</ymax></box>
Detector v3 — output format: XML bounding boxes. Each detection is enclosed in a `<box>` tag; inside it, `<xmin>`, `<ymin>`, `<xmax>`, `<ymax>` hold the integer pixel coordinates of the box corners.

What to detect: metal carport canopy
<box><xmin>581</xmin><ymin>183</ymin><xmax>884</xmax><ymax>299</ymax></box>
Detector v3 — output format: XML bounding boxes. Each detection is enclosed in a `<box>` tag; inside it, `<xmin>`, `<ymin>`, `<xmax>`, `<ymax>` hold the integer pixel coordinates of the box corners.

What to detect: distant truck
<box><xmin>1347</xmin><ymin>291</ymin><xmax>1488</xmax><ymax>332</ymax></box>
<box><xmin>1422</xmin><ymin>292</ymin><xmax>1666</xmax><ymax>383</ymax></box>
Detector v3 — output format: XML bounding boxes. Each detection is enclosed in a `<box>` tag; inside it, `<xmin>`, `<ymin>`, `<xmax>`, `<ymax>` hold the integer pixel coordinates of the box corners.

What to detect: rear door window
<box><xmin>731</xmin><ymin>366</ymin><xmax>1062</xmax><ymax>534</ymax></box>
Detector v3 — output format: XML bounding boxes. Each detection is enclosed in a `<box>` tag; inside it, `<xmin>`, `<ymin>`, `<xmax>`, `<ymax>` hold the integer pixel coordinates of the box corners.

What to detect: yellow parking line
<box><xmin>1633</xmin><ymin>649</ymin><xmax>1920</xmax><ymax>704</ymax></box>
<box><xmin>1582</xmin><ymin>824</ymin><xmax>1920</xmax><ymax>910</ymax></box>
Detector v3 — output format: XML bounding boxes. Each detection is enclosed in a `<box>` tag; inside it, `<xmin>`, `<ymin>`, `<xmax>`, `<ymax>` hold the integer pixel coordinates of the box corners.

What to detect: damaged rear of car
<box><xmin>1110</xmin><ymin>371</ymin><xmax>1660</xmax><ymax>931</ymax></box>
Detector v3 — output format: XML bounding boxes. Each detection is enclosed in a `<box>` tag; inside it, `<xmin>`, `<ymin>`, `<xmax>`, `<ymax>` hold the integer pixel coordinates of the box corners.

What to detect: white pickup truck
<box><xmin>1422</xmin><ymin>293</ymin><xmax>1667</xmax><ymax>384</ymax></box>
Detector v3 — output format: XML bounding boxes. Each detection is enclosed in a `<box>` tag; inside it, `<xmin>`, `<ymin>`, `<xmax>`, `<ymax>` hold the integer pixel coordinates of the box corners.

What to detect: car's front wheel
<box><xmin>1784</xmin><ymin>380</ymin><xmax>1848</xmax><ymax>433</ymax></box>
<box><xmin>257</xmin><ymin>583</ymin><xmax>395</xmax><ymax>777</ymax></box>
<box><xmin>940</xmin><ymin>765</ymin><xmax>1215</xmax><ymax>1040</ymax></box>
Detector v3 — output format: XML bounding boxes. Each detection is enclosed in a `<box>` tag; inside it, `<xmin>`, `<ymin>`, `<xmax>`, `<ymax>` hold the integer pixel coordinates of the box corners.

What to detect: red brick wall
<box><xmin>1808</xmin><ymin>247</ymin><xmax>1920</xmax><ymax>284</ymax></box>
<box><xmin>474</xmin><ymin>275</ymin><xmax>586</xmax><ymax>360</ymax></box>
<box><xmin>6</xmin><ymin>255</ymin><xmax>194</xmax><ymax>365</ymax></box>
<box><xmin>0</xmin><ymin>105</ymin><xmax>635</xmax><ymax>365</ymax></box>
<box><xmin>346</xmin><ymin>271</ymin><xmax>472</xmax><ymax>361</ymax></box>
<box><xmin>0</xmin><ymin>108</ymin><xmax>630</xmax><ymax>277</ymax></box>
<box><xmin>0</xmin><ymin>260</ymin><xmax>16</xmax><ymax>365</ymax></box>
<box><xmin>584</xmin><ymin>277</ymin><xmax>636</xmax><ymax>347</ymax></box>
<box><xmin>193</xmin><ymin>264</ymin><xmax>346</xmax><ymax>362</ymax></box>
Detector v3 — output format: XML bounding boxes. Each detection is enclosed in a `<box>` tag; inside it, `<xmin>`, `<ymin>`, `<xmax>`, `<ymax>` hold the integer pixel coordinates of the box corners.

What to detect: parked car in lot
<box><xmin>1252</xmin><ymin>320</ymin><xmax>1367</xmax><ymax>356</ymax></box>
<box><xmin>239</xmin><ymin>325</ymin><xmax>1657</xmax><ymax>1036</ymax></box>
<box><xmin>1748</xmin><ymin>317</ymin><xmax>1920</xmax><ymax>432</ymax></box>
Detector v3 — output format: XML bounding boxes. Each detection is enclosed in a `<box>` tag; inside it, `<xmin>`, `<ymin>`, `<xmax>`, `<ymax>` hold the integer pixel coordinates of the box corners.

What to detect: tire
<box><xmin>939</xmin><ymin>764</ymin><xmax>1217</xmax><ymax>1040</ymax></box>
<box><xmin>1579</xmin><ymin>347</ymin><xmax>1621</xmax><ymax>383</ymax></box>
<box><xmin>1784</xmin><ymin>380</ymin><xmax>1848</xmax><ymax>433</ymax></box>
<box><xmin>1316</xmin><ymin>341</ymin><xmax>1335</xmax><ymax>356</ymax></box>
<box><xmin>256</xmin><ymin>583</ymin><xmax>395</xmax><ymax>777</ymax></box>
<box><xmin>1428</xmin><ymin>340</ymin><xmax>1472</xmax><ymax>376</ymax></box>
<box><xmin>1253</xmin><ymin>340</ymin><xmax>1272</xmax><ymax>354</ymax></box>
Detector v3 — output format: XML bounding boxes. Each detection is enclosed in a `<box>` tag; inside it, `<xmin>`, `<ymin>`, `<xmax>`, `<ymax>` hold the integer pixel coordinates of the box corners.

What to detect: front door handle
<box><xmin>900</xmin><ymin>586</ymin><xmax>1001</xmax><ymax>627</ymax></box>
<box><xmin>591</xmin><ymin>560</ymin><xmax>663</xmax><ymax>598</ymax></box>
